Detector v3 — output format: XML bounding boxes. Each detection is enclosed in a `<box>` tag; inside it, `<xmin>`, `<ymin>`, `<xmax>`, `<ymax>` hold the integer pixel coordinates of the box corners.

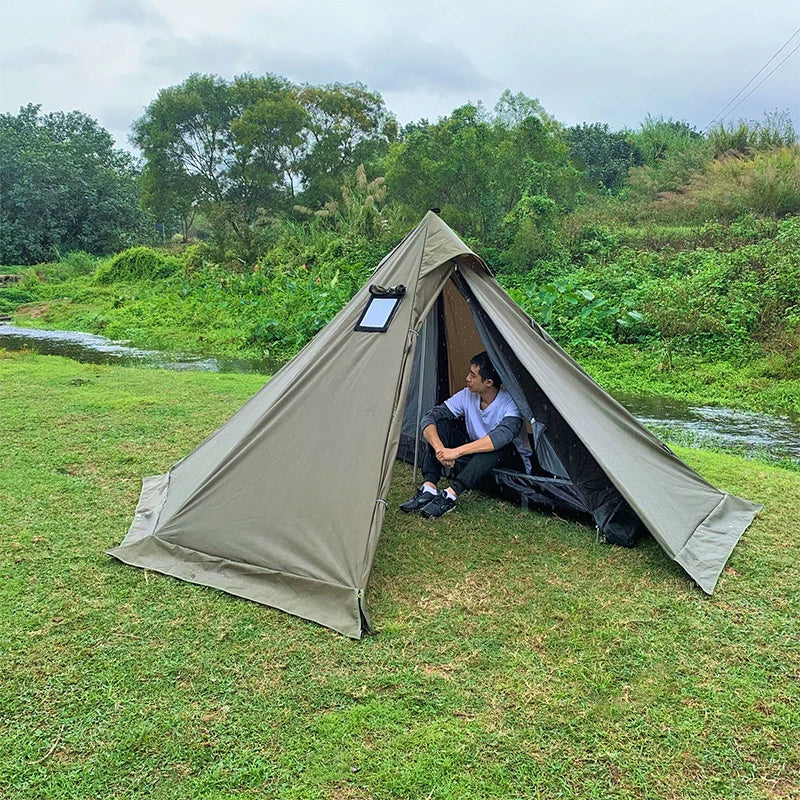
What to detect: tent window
<box><xmin>355</xmin><ymin>285</ymin><xmax>405</xmax><ymax>332</ymax></box>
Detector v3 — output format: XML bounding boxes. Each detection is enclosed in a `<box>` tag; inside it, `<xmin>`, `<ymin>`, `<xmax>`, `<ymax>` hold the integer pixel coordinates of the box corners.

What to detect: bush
<box><xmin>0</xmin><ymin>287</ymin><xmax>36</xmax><ymax>312</ymax></box>
<box><xmin>59</xmin><ymin>250</ymin><xmax>99</xmax><ymax>276</ymax></box>
<box><xmin>181</xmin><ymin>243</ymin><xmax>213</xmax><ymax>275</ymax></box>
<box><xmin>94</xmin><ymin>246</ymin><xmax>181</xmax><ymax>283</ymax></box>
<box><xmin>707</xmin><ymin>113</ymin><xmax>797</xmax><ymax>158</ymax></box>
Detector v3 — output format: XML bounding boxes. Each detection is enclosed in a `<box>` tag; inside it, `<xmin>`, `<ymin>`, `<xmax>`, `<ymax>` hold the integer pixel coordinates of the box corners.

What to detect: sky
<box><xmin>2</xmin><ymin>0</ymin><xmax>799</xmax><ymax>152</ymax></box>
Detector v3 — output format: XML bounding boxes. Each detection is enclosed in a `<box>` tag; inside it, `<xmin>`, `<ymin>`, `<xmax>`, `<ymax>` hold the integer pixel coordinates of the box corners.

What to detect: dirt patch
<box><xmin>16</xmin><ymin>302</ymin><xmax>52</xmax><ymax>319</ymax></box>
<box><xmin>758</xmin><ymin>777</ymin><xmax>800</xmax><ymax>799</ymax></box>
<box><xmin>327</xmin><ymin>783</ymin><xmax>376</xmax><ymax>800</ymax></box>
<box><xmin>417</xmin><ymin>571</ymin><xmax>511</xmax><ymax>615</ymax></box>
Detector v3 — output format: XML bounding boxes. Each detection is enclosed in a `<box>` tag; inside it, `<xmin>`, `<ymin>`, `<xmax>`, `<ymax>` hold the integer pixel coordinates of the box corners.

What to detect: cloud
<box><xmin>0</xmin><ymin>46</ymin><xmax>72</xmax><ymax>69</ymax></box>
<box><xmin>139</xmin><ymin>28</ymin><xmax>492</xmax><ymax>103</ymax></box>
<box><xmin>141</xmin><ymin>34</ymin><xmax>250</xmax><ymax>76</ymax></box>
<box><xmin>87</xmin><ymin>0</ymin><xmax>167</xmax><ymax>30</ymax></box>
<box><xmin>354</xmin><ymin>35</ymin><xmax>494</xmax><ymax>94</ymax></box>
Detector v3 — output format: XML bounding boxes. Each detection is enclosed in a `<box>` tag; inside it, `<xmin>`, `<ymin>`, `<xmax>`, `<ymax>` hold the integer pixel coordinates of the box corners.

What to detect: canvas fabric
<box><xmin>109</xmin><ymin>212</ymin><xmax>762</xmax><ymax>637</ymax></box>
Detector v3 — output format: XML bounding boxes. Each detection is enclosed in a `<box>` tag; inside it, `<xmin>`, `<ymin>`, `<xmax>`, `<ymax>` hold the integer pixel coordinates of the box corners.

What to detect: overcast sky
<box><xmin>2</xmin><ymin>0</ymin><xmax>799</xmax><ymax>151</ymax></box>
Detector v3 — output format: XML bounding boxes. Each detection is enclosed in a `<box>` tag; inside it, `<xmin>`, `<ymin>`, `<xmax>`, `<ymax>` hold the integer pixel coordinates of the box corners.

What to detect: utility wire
<box><xmin>714</xmin><ymin>40</ymin><xmax>800</xmax><ymax>126</ymax></box>
<box><xmin>673</xmin><ymin>24</ymin><xmax>752</xmax><ymax>119</ymax></box>
<box><xmin>704</xmin><ymin>26</ymin><xmax>800</xmax><ymax>130</ymax></box>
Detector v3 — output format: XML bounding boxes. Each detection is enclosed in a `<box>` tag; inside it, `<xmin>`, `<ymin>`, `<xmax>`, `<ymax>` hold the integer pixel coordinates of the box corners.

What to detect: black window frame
<box><xmin>354</xmin><ymin>284</ymin><xmax>406</xmax><ymax>332</ymax></box>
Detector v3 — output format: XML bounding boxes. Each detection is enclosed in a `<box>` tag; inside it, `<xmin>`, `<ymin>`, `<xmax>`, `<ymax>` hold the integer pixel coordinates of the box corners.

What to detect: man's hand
<box><xmin>436</xmin><ymin>447</ymin><xmax>460</xmax><ymax>467</ymax></box>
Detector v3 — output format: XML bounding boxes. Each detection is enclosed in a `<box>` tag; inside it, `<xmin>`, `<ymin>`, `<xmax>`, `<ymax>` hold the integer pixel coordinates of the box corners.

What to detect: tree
<box><xmin>384</xmin><ymin>93</ymin><xmax>581</xmax><ymax>256</ymax></box>
<box><xmin>132</xmin><ymin>73</ymin><xmax>250</xmax><ymax>252</ymax></box>
<box><xmin>133</xmin><ymin>74</ymin><xmax>394</xmax><ymax>259</ymax></box>
<box><xmin>566</xmin><ymin>123</ymin><xmax>643</xmax><ymax>193</ymax></box>
<box><xmin>384</xmin><ymin>103</ymin><xmax>500</xmax><ymax>238</ymax></box>
<box><xmin>0</xmin><ymin>104</ymin><xmax>147</xmax><ymax>264</ymax></box>
<box><xmin>294</xmin><ymin>82</ymin><xmax>394</xmax><ymax>206</ymax></box>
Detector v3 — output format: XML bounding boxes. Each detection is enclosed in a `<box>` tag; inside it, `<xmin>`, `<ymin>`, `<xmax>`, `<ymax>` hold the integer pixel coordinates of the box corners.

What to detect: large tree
<box><xmin>384</xmin><ymin>93</ymin><xmax>580</xmax><ymax>248</ymax></box>
<box><xmin>133</xmin><ymin>74</ymin><xmax>394</xmax><ymax>257</ymax></box>
<box><xmin>566</xmin><ymin>122</ymin><xmax>643</xmax><ymax>193</ymax></box>
<box><xmin>294</xmin><ymin>82</ymin><xmax>395</xmax><ymax>206</ymax></box>
<box><xmin>0</xmin><ymin>104</ymin><xmax>147</xmax><ymax>264</ymax></box>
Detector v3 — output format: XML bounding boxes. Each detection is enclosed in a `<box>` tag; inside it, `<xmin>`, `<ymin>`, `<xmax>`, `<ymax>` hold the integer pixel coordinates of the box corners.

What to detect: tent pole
<box><xmin>412</xmin><ymin>322</ymin><xmax>426</xmax><ymax>485</ymax></box>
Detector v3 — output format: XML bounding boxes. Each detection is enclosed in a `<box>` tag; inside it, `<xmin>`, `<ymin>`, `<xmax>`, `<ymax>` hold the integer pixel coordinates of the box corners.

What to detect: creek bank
<box><xmin>0</xmin><ymin>323</ymin><xmax>277</xmax><ymax>374</ymax></box>
<box><xmin>4</xmin><ymin>323</ymin><xmax>799</xmax><ymax>468</ymax></box>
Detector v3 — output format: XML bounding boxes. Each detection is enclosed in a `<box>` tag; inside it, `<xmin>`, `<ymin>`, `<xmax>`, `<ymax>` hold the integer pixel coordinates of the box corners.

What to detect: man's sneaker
<box><xmin>399</xmin><ymin>487</ymin><xmax>437</xmax><ymax>513</ymax></box>
<box><xmin>421</xmin><ymin>490</ymin><xmax>456</xmax><ymax>519</ymax></box>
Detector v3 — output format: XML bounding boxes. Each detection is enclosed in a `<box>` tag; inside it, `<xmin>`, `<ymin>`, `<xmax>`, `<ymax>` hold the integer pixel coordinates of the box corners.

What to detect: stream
<box><xmin>3</xmin><ymin>323</ymin><xmax>799</xmax><ymax>465</ymax></box>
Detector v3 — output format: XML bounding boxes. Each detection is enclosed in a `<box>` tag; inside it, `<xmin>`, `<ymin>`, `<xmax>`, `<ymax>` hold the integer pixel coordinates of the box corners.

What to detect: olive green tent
<box><xmin>108</xmin><ymin>212</ymin><xmax>761</xmax><ymax>637</ymax></box>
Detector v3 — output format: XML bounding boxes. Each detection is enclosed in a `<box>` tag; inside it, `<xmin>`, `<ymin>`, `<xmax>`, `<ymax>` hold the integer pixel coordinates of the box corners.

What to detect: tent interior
<box><xmin>398</xmin><ymin>274</ymin><xmax>646</xmax><ymax>547</ymax></box>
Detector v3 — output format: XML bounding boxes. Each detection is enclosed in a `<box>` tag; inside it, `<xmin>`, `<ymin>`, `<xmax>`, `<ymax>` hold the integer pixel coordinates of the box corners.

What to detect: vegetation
<box><xmin>0</xmin><ymin>105</ymin><xmax>148</xmax><ymax>264</ymax></box>
<box><xmin>2</xmin><ymin>76</ymin><xmax>799</xmax><ymax>400</ymax></box>
<box><xmin>1</xmin><ymin>352</ymin><xmax>798</xmax><ymax>799</ymax></box>
<box><xmin>133</xmin><ymin>73</ymin><xmax>394</xmax><ymax>260</ymax></box>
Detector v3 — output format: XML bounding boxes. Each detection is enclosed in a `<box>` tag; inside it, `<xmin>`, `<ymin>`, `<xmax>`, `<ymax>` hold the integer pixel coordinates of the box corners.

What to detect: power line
<box><xmin>672</xmin><ymin>23</ymin><xmax>753</xmax><ymax>119</ymax></box>
<box><xmin>714</xmin><ymin>40</ymin><xmax>800</xmax><ymax>126</ymax></box>
<box><xmin>704</xmin><ymin>26</ymin><xmax>800</xmax><ymax>130</ymax></box>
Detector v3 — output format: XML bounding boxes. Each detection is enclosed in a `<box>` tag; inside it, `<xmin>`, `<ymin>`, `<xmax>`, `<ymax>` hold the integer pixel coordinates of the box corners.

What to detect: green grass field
<box><xmin>1</xmin><ymin>352</ymin><xmax>798</xmax><ymax>799</ymax></box>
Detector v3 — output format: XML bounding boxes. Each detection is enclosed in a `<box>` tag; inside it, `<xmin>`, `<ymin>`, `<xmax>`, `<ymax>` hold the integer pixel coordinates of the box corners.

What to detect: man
<box><xmin>400</xmin><ymin>351</ymin><xmax>524</xmax><ymax>519</ymax></box>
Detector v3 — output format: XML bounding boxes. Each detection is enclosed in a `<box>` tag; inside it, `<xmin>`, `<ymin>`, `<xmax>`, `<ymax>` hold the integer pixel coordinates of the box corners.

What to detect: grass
<box><xmin>579</xmin><ymin>345</ymin><xmax>800</xmax><ymax>416</ymax></box>
<box><xmin>1</xmin><ymin>352</ymin><xmax>799</xmax><ymax>799</ymax></box>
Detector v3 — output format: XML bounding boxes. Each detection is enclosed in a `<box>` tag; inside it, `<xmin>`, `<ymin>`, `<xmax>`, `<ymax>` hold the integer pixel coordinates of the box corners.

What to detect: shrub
<box><xmin>707</xmin><ymin>112</ymin><xmax>797</xmax><ymax>158</ymax></box>
<box><xmin>0</xmin><ymin>287</ymin><xmax>36</xmax><ymax>312</ymax></box>
<box><xmin>94</xmin><ymin>246</ymin><xmax>181</xmax><ymax>283</ymax></box>
<box><xmin>182</xmin><ymin>242</ymin><xmax>213</xmax><ymax>275</ymax></box>
<box><xmin>650</xmin><ymin>147</ymin><xmax>800</xmax><ymax>223</ymax></box>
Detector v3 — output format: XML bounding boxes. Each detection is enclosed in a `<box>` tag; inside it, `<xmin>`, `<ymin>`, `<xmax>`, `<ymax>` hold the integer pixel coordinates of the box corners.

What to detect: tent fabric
<box><xmin>457</xmin><ymin>264</ymin><xmax>761</xmax><ymax>588</ymax></box>
<box><xmin>109</xmin><ymin>211</ymin><xmax>761</xmax><ymax>637</ymax></box>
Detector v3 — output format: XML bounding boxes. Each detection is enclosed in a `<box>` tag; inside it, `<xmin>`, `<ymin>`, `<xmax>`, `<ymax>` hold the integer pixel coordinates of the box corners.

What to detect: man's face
<box><xmin>466</xmin><ymin>363</ymin><xmax>492</xmax><ymax>394</ymax></box>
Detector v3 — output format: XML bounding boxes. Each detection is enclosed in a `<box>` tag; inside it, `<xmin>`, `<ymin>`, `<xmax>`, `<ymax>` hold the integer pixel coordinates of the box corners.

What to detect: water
<box><xmin>3</xmin><ymin>323</ymin><xmax>799</xmax><ymax>465</ymax></box>
<box><xmin>614</xmin><ymin>392</ymin><xmax>800</xmax><ymax>465</ymax></box>
<box><xmin>0</xmin><ymin>323</ymin><xmax>276</xmax><ymax>374</ymax></box>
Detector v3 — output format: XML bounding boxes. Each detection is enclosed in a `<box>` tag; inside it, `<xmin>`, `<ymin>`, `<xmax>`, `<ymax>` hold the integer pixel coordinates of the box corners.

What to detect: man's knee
<box><xmin>430</xmin><ymin>417</ymin><xmax>468</xmax><ymax>448</ymax></box>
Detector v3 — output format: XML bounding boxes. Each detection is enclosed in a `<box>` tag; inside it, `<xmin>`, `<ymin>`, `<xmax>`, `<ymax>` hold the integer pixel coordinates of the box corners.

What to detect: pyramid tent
<box><xmin>108</xmin><ymin>212</ymin><xmax>761</xmax><ymax>638</ymax></box>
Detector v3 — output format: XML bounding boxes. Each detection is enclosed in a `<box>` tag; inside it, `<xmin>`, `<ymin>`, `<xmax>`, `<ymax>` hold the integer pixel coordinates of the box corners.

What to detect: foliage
<box><xmin>666</xmin><ymin>146</ymin><xmax>800</xmax><ymax>221</ymax></box>
<box><xmin>500</xmin><ymin>273</ymin><xmax>644</xmax><ymax>347</ymax></box>
<box><xmin>94</xmin><ymin>246</ymin><xmax>182</xmax><ymax>284</ymax></box>
<box><xmin>384</xmin><ymin>93</ymin><xmax>581</xmax><ymax>271</ymax></box>
<box><xmin>0</xmin><ymin>104</ymin><xmax>149</xmax><ymax>265</ymax></box>
<box><xmin>566</xmin><ymin>122</ymin><xmax>643</xmax><ymax>192</ymax></box>
<box><xmin>295</xmin><ymin>163</ymin><xmax>389</xmax><ymax>237</ymax></box>
<box><xmin>386</xmin><ymin>92</ymin><xmax>578</xmax><ymax>238</ymax></box>
<box><xmin>707</xmin><ymin>111</ymin><xmax>797</xmax><ymax>158</ymax></box>
<box><xmin>630</xmin><ymin>115</ymin><xmax>704</xmax><ymax>166</ymax></box>
<box><xmin>384</xmin><ymin>103</ymin><xmax>502</xmax><ymax>238</ymax></box>
<box><xmin>0</xmin><ymin>287</ymin><xmax>36</xmax><ymax>312</ymax></box>
<box><xmin>133</xmin><ymin>73</ymin><xmax>394</xmax><ymax>260</ymax></box>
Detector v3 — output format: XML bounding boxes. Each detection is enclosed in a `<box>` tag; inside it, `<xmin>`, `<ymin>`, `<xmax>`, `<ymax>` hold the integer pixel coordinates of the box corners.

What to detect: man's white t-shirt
<box><xmin>444</xmin><ymin>387</ymin><xmax>521</xmax><ymax>442</ymax></box>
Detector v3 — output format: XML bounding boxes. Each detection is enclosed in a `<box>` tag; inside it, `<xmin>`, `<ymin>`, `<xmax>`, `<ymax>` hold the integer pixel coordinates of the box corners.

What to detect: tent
<box><xmin>108</xmin><ymin>212</ymin><xmax>761</xmax><ymax>638</ymax></box>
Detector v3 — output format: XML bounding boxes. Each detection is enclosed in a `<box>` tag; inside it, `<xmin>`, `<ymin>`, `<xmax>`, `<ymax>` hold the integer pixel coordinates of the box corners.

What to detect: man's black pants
<box><xmin>421</xmin><ymin>418</ymin><xmax>516</xmax><ymax>496</ymax></box>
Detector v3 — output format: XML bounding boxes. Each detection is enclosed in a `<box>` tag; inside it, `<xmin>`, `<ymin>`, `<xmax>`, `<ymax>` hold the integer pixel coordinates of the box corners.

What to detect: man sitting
<box><xmin>400</xmin><ymin>351</ymin><xmax>524</xmax><ymax>519</ymax></box>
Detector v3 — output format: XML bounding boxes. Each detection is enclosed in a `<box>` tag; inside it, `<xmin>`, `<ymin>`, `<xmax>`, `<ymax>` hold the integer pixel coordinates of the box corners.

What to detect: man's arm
<box><xmin>438</xmin><ymin>415</ymin><xmax>522</xmax><ymax>461</ymax></box>
<box><xmin>420</xmin><ymin>404</ymin><xmax>458</xmax><ymax>465</ymax></box>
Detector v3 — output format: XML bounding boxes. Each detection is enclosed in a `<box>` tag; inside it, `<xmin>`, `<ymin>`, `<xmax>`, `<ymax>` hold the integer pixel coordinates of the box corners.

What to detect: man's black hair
<box><xmin>470</xmin><ymin>351</ymin><xmax>502</xmax><ymax>387</ymax></box>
